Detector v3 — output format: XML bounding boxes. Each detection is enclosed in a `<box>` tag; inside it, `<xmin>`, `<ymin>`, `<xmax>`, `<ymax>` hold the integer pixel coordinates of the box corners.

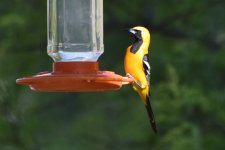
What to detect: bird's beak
<box><xmin>128</xmin><ymin>28</ymin><xmax>137</xmax><ymax>35</ymax></box>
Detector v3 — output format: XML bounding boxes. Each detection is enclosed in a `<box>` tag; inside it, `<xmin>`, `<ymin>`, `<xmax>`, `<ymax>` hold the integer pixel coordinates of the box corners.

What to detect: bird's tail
<box><xmin>145</xmin><ymin>95</ymin><xmax>157</xmax><ymax>133</ymax></box>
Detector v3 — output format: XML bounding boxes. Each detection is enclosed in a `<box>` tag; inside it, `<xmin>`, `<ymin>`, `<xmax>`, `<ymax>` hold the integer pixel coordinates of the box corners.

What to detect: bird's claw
<box><xmin>126</xmin><ymin>73</ymin><xmax>144</xmax><ymax>89</ymax></box>
<box><xmin>126</xmin><ymin>73</ymin><xmax>133</xmax><ymax>79</ymax></box>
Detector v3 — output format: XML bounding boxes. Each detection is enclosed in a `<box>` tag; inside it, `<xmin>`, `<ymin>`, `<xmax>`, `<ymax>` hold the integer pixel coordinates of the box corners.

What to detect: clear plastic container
<box><xmin>47</xmin><ymin>0</ymin><xmax>104</xmax><ymax>62</ymax></box>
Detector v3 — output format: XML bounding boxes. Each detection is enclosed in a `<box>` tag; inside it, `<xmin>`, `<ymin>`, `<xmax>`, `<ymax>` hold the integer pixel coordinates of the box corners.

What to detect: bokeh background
<box><xmin>1</xmin><ymin>0</ymin><xmax>225</xmax><ymax>150</ymax></box>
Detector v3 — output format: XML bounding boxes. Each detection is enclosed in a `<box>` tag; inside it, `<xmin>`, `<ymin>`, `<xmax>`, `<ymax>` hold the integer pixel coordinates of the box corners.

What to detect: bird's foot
<box><xmin>126</xmin><ymin>73</ymin><xmax>133</xmax><ymax>78</ymax></box>
<box><xmin>126</xmin><ymin>73</ymin><xmax>144</xmax><ymax>89</ymax></box>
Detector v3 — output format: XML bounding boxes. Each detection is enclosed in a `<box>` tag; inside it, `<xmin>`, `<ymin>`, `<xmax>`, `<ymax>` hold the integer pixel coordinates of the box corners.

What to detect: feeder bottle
<box><xmin>47</xmin><ymin>0</ymin><xmax>104</xmax><ymax>62</ymax></box>
<box><xmin>16</xmin><ymin>0</ymin><xmax>134</xmax><ymax>92</ymax></box>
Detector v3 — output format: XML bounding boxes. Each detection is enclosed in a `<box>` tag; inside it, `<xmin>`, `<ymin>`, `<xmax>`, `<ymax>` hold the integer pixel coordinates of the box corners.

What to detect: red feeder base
<box><xmin>16</xmin><ymin>62</ymin><xmax>134</xmax><ymax>92</ymax></box>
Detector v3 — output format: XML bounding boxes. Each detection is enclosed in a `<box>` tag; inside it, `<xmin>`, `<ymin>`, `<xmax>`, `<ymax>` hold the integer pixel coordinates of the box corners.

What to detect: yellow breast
<box><xmin>124</xmin><ymin>46</ymin><xmax>148</xmax><ymax>87</ymax></box>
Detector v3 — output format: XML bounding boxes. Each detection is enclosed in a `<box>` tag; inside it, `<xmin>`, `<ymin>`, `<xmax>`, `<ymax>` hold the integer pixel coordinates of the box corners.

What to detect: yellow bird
<box><xmin>124</xmin><ymin>26</ymin><xmax>157</xmax><ymax>133</ymax></box>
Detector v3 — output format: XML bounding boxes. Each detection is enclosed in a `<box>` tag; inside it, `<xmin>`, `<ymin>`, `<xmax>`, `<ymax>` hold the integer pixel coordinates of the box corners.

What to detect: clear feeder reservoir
<box><xmin>47</xmin><ymin>0</ymin><xmax>104</xmax><ymax>62</ymax></box>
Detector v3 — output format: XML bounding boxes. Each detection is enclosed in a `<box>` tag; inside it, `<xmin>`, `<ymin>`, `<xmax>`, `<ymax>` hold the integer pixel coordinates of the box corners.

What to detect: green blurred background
<box><xmin>1</xmin><ymin>0</ymin><xmax>225</xmax><ymax>149</ymax></box>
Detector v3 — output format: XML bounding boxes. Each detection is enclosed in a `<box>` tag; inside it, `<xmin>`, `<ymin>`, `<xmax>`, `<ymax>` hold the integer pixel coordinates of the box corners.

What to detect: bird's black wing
<box><xmin>143</xmin><ymin>54</ymin><xmax>150</xmax><ymax>87</ymax></box>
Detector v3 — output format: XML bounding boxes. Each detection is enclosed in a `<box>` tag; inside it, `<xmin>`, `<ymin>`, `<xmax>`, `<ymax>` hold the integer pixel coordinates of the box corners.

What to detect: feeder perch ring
<box><xmin>16</xmin><ymin>62</ymin><xmax>134</xmax><ymax>92</ymax></box>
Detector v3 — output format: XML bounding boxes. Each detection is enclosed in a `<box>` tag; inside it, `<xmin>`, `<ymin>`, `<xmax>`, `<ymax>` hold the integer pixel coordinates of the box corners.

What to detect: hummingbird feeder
<box><xmin>16</xmin><ymin>0</ymin><xmax>133</xmax><ymax>92</ymax></box>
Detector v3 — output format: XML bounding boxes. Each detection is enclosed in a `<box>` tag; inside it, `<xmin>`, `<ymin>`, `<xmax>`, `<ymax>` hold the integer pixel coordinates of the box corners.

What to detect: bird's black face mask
<box><xmin>128</xmin><ymin>29</ymin><xmax>143</xmax><ymax>54</ymax></box>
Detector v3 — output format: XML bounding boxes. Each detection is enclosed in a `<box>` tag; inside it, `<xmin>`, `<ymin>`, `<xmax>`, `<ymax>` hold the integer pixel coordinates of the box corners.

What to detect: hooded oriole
<box><xmin>124</xmin><ymin>26</ymin><xmax>157</xmax><ymax>133</ymax></box>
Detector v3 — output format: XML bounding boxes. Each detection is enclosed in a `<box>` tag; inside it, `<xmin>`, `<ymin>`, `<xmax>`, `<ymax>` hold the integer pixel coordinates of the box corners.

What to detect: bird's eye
<box><xmin>135</xmin><ymin>31</ymin><xmax>142</xmax><ymax>40</ymax></box>
<box><xmin>131</xmin><ymin>34</ymin><xmax>139</xmax><ymax>43</ymax></box>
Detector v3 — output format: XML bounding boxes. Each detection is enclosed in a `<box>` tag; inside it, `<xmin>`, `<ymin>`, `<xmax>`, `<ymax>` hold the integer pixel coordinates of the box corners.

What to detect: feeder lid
<box><xmin>16</xmin><ymin>62</ymin><xmax>133</xmax><ymax>92</ymax></box>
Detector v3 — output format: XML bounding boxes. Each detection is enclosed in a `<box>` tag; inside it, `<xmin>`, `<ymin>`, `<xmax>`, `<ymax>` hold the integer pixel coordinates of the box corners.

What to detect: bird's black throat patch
<box><xmin>130</xmin><ymin>30</ymin><xmax>143</xmax><ymax>54</ymax></box>
<box><xmin>130</xmin><ymin>40</ymin><xmax>143</xmax><ymax>54</ymax></box>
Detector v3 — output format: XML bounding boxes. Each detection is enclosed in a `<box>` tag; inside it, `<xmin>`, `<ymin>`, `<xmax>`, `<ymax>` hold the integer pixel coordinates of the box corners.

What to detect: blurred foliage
<box><xmin>0</xmin><ymin>0</ymin><xmax>225</xmax><ymax>150</ymax></box>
